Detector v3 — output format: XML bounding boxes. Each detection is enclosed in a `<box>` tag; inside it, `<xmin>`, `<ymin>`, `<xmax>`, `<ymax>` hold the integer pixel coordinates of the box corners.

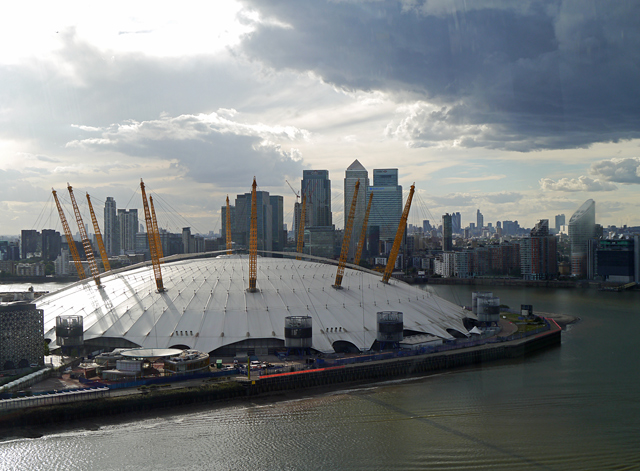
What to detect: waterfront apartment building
<box><xmin>521</xmin><ymin>220</ymin><xmax>557</xmax><ymax>280</ymax></box>
<box><xmin>569</xmin><ymin>199</ymin><xmax>596</xmax><ymax>277</ymax></box>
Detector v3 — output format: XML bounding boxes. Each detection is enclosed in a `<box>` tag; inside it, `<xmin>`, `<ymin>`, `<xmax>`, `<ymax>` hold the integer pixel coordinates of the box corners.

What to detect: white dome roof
<box><xmin>38</xmin><ymin>255</ymin><xmax>473</xmax><ymax>354</ymax></box>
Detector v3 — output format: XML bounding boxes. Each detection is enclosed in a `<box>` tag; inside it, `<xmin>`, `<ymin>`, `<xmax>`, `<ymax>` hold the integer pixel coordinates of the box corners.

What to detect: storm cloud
<box><xmin>240</xmin><ymin>0</ymin><xmax>640</xmax><ymax>151</ymax></box>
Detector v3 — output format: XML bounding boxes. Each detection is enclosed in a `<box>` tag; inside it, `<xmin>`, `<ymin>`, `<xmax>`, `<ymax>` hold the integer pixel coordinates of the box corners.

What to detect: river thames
<box><xmin>1</xmin><ymin>283</ymin><xmax>639</xmax><ymax>470</ymax></box>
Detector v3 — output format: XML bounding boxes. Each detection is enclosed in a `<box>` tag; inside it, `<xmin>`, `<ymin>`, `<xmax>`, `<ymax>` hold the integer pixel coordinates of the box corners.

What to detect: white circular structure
<box><xmin>37</xmin><ymin>255</ymin><xmax>475</xmax><ymax>355</ymax></box>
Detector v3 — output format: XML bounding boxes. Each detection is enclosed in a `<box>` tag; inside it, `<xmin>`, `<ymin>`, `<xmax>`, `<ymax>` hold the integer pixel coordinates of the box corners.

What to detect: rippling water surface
<box><xmin>1</xmin><ymin>285</ymin><xmax>639</xmax><ymax>470</ymax></box>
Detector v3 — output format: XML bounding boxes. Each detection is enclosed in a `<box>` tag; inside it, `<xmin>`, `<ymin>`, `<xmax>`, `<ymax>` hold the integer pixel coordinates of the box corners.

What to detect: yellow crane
<box><xmin>149</xmin><ymin>196</ymin><xmax>164</xmax><ymax>261</ymax></box>
<box><xmin>382</xmin><ymin>183</ymin><xmax>415</xmax><ymax>284</ymax></box>
<box><xmin>86</xmin><ymin>193</ymin><xmax>111</xmax><ymax>272</ymax></box>
<box><xmin>248</xmin><ymin>177</ymin><xmax>258</xmax><ymax>292</ymax></box>
<box><xmin>52</xmin><ymin>189</ymin><xmax>86</xmax><ymax>280</ymax></box>
<box><xmin>140</xmin><ymin>179</ymin><xmax>165</xmax><ymax>292</ymax></box>
<box><xmin>67</xmin><ymin>184</ymin><xmax>101</xmax><ymax>286</ymax></box>
<box><xmin>354</xmin><ymin>191</ymin><xmax>373</xmax><ymax>266</ymax></box>
<box><xmin>334</xmin><ymin>179</ymin><xmax>360</xmax><ymax>288</ymax></box>
<box><xmin>225</xmin><ymin>195</ymin><xmax>232</xmax><ymax>254</ymax></box>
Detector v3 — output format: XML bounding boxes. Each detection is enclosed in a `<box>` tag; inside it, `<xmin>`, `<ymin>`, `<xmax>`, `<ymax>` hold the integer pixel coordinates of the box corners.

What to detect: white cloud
<box><xmin>589</xmin><ymin>157</ymin><xmax>640</xmax><ymax>184</ymax></box>
<box><xmin>539</xmin><ymin>176</ymin><xmax>618</xmax><ymax>192</ymax></box>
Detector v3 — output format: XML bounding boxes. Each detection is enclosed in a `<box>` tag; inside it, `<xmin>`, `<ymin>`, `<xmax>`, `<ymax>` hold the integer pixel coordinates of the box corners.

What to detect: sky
<box><xmin>1</xmin><ymin>0</ymin><xmax>639</xmax><ymax>237</ymax></box>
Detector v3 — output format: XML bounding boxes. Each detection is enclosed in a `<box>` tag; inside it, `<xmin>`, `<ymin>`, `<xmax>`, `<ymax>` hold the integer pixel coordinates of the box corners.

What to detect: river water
<box><xmin>1</xmin><ymin>283</ymin><xmax>639</xmax><ymax>470</ymax></box>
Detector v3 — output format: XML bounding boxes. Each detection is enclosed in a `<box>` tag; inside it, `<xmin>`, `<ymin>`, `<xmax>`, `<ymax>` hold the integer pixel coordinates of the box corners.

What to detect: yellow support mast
<box><xmin>86</xmin><ymin>193</ymin><xmax>111</xmax><ymax>272</ymax></box>
<box><xmin>382</xmin><ymin>183</ymin><xmax>415</xmax><ymax>284</ymax></box>
<box><xmin>248</xmin><ymin>178</ymin><xmax>258</xmax><ymax>292</ymax></box>
<box><xmin>149</xmin><ymin>196</ymin><xmax>164</xmax><ymax>261</ymax></box>
<box><xmin>67</xmin><ymin>184</ymin><xmax>101</xmax><ymax>286</ymax></box>
<box><xmin>225</xmin><ymin>195</ymin><xmax>232</xmax><ymax>254</ymax></box>
<box><xmin>140</xmin><ymin>179</ymin><xmax>165</xmax><ymax>292</ymax></box>
<box><xmin>354</xmin><ymin>191</ymin><xmax>373</xmax><ymax>266</ymax></box>
<box><xmin>52</xmin><ymin>189</ymin><xmax>86</xmax><ymax>280</ymax></box>
<box><xmin>334</xmin><ymin>180</ymin><xmax>360</xmax><ymax>288</ymax></box>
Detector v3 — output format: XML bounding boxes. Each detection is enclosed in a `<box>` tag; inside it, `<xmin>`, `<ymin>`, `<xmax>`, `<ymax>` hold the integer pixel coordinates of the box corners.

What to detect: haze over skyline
<box><xmin>1</xmin><ymin>1</ymin><xmax>639</xmax><ymax>236</ymax></box>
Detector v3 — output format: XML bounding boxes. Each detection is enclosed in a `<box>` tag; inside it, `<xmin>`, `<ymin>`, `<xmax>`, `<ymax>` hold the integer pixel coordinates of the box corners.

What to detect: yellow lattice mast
<box><xmin>296</xmin><ymin>194</ymin><xmax>306</xmax><ymax>260</ymax></box>
<box><xmin>334</xmin><ymin>179</ymin><xmax>360</xmax><ymax>288</ymax></box>
<box><xmin>67</xmin><ymin>184</ymin><xmax>101</xmax><ymax>286</ymax></box>
<box><xmin>248</xmin><ymin>177</ymin><xmax>258</xmax><ymax>292</ymax></box>
<box><xmin>140</xmin><ymin>179</ymin><xmax>165</xmax><ymax>292</ymax></box>
<box><xmin>86</xmin><ymin>193</ymin><xmax>111</xmax><ymax>272</ymax></box>
<box><xmin>52</xmin><ymin>189</ymin><xmax>86</xmax><ymax>280</ymax></box>
<box><xmin>149</xmin><ymin>196</ymin><xmax>164</xmax><ymax>261</ymax></box>
<box><xmin>226</xmin><ymin>195</ymin><xmax>232</xmax><ymax>254</ymax></box>
<box><xmin>355</xmin><ymin>191</ymin><xmax>373</xmax><ymax>266</ymax></box>
<box><xmin>382</xmin><ymin>183</ymin><xmax>415</xmax><ymax>284</ymax></box>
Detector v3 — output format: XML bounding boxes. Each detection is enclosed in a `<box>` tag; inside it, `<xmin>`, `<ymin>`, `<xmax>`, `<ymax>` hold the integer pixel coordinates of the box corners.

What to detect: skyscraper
<box><xmin>117</xmin><ymin>208</ymin><xmax>138</xmax><ymax>254</ymax></box>
<box><xmin>234</xmin><ymin>190</ymin><xmax>283</xmax><ymax>252</ymax></box>
<box><xmin>555</xmin><ymin>214</ymin><xmax>566</xmax><ymax>232</ymax></box>
<box><xmin>301</xmin><ymin>170</ymin><xmax>332</xmax><ymax>228</ymax></box>
<box><xmin>569</xmin><ymin>199</ymin><xmax>596</xmax><ymax>277</ymax></box>
<box><xmin>344</xmin><ymin>160</ymin><xmax>369</xmax><ymax>260</ymax></box>
<box><xmin>442</xmin><ymin>213</ymin><xmax>453</xmax><ymax>251</ymax></box>
<box><xmin>104</xmin><ymin>197</ymin><xmax>119</xmax><ymax>256</ymax></box>
<box><xmin>369</xmin><ymin>169</ymin><xmax>403</xmax><ymax>242</ymax></box>
<box><xmin>476</xmin><ymin>209</ymin><xmax>484</xmax><ymax>232</ymax></box>
<box><xmin>452</xmin><ymin>212</ymin><xmax>461</xmax><ymax>234</ymax></box>
<box><xmin>521</xmin><ymin>220</ymin><xmax>557</xmax><ymax>280</ymax></box>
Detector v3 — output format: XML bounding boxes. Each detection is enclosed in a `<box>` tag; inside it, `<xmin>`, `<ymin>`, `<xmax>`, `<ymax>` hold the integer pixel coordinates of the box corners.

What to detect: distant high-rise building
<box><xmin>476</xmin><ymin>209</ymin><xmax>484</xmax><ymax>231</ymax></box>
<box><xmin>269</xmin><ymin>195</ymin><xmax>285</xmax><ymax>253</ymax></box>
<box><xmin>41</xmin><ymin>229</ymin><xmax>62</xmax><ymax>261</ymax></box>
<box><xmin>301</xmin><ymin>170</ymin><xmax>332</xmax><ymax>228</ymax></box>
<box><xmin>423</xmin><ymin>220</ymin><xmax>431</xmax><ymax>233</ymax></box>
<box><xmin>521</xmin><ymin>220</ymin><xmax>557</xmax><ymax>280</ymax></box>
<box><xmin>235</xmin><ymin>190</ymin><xmax>283</xmax><ymax>252</ymax></box>
<box><xmin>442</xmin><ymin>214</ymin><xmax>453</xmax><ymax>251</ymax></box>
<box><xmin>344</xmin><ymin>160</ymin><xmax>369</xmax><ymax>260</ymax></box>
<box><xmin>569</xmin><ymin>199</ymin><xmax>596</xmax><ymax>277</ymax></box>
<box><xmin>117</xmin><ymin>208</ymin><xmax>138</xmax><ymax>254</ymax></box>
<box><xmin>555</xmin><ymin>214</ymin><xmax>566</xmax><ymax>233</ymax></box>
<box><xmin>20</xmin><ymin>230</ymin><xmax>40</xmax><ymax>259</ymax></box>
<box><xmin>104</xmin><ymin>197</ymin><xmax>119</xmax><ymax>256</ymax></box>
<box><xmin>452</xmin><ymin>212</ymin><xmax>461</xmax><ymax>233</ymax></box>
<box><xmin>369</xmin><ymin>169</ymin><xmax>402</xmax><ymax>241</ymax></box>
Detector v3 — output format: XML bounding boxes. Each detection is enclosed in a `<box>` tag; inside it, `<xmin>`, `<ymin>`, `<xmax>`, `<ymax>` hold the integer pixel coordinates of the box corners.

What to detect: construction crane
<box><xmin>334</xmin><ymin>179</ymin><xmax>360</xmax><ymax>288</ymax></box>
<box><xmin>354</xmin><ymin>191</ymin><xmax>373</xmax><ymax>266</ymax></box>
<box><xmin>86</xmin><ymin>193</ymin><xmax>111</xmax><ymax>272</ymax></box>
<box><xmin>149</xmin><ymin>196</ymin><xmax>164</xmax><ymax>261</ymax></box>
<box><xmin>52</xmin><ymin>189</ymin><xmax>86</xmax><ymax>280</ymax></box>
<box><xmin>382</xmin><ymin>183</ymin><xmax>415</xmax><ymax>284</ymax></box>
<box><xmin>248</xmin><ymin>178</ymin><xmax>258</xmax><ymax>292</ymax></box>
<box><xmin>140</xmin><ymin>179</ymin><xmax>165</xmax><ymax>292</ymax></box>
<box><xmin>67</xmin><ymin>184</ymin><xmax>101</xmax><ymax>286</ymax></box>
<box><xmin>285</xmin><ymin>180</ymin><xmax>300</xmax><ymax>202</ymax></box>
<box><xmin>225</xmin><ymin>195</ymin><xmax>232</xmax><ymax>255</ymax></box>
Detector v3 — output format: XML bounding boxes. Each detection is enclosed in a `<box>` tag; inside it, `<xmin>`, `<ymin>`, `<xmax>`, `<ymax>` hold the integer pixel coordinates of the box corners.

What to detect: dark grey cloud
<box><xmin>590</xmin><ymin>157</ymin><xmax>640</xmax><ymax>184</ymax></box>
<box><xmin>539</xmin><ymin>176</ymin><xmax>618</xmax><ymax>192</ymax></box>
<box><xmin>239</xmin><ymin>0</ymin><xmax>640</xmax><ymax>151</ymax></box>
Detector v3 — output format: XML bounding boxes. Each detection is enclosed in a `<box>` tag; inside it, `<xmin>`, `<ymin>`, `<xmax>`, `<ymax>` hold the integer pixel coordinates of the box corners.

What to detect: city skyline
<box><xmin>1</xmin><ymin>2</ymin><xmax>639</xmax><ymax>236</ymax></box>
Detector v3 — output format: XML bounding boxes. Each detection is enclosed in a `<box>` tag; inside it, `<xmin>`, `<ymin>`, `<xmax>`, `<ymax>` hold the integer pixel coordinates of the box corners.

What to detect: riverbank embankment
<box><xmin>0</xmin><ymin>319</ymin><xmax>561</xmax><ymax>431</ymax></box>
